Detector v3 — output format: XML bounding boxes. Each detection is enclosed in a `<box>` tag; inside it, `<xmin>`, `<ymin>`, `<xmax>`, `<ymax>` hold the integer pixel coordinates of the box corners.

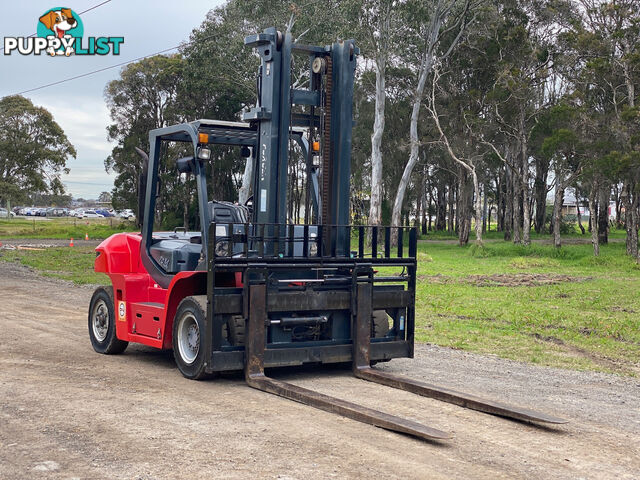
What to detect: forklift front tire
<box><xmin>88</xmin><ymin>286</ymin><xmax>128</xmax><ymax>354</ymax></box>
<box><xmin>173</xmin><ymin>296</ymin><xmax>208</xmax><ymax>380</ymax></box>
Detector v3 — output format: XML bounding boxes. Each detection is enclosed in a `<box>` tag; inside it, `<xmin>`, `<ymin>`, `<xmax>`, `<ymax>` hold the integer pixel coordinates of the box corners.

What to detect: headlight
<box><xmin>215</xmin><ymin>240</ymin><xmax>230</xmax><ymax>257</ymax></box>
<box><xmin>198</xmin><ymin>147</ymin><xmax>211</xmax><ymax>160</ymax></box>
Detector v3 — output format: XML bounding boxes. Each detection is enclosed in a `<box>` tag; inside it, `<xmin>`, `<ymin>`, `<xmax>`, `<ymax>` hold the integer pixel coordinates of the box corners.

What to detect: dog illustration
<box><xmin>39</xmin><ymin>8</ymin><xmax>77</xmax><ymax>56</ymax></box>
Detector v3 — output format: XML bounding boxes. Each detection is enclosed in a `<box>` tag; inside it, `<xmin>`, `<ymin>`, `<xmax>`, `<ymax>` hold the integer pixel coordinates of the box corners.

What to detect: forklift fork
<box><xmin>352</xmin><ymin>283</ymin><xmax>568</xmax><ymax>425</ymax></box>
<box><xmin>244</xmin><ymin>284</ymin><xmax>453</xmax><ymax>441</ymax></box>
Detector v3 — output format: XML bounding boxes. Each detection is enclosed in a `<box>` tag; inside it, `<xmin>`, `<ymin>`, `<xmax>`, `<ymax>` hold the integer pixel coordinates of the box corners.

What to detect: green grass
<box><xmin>0</xmin><ymin>245</ymin><xmax>108</xmax><ymax>284</ymax></box>
<box><xmin>0</xmin><ymin>217</ymin><xmax>137</xmax><ymax>239</ymax></box>
<box><xmin>1</xmin><ymin>232</ymin><xmax>638</xmax><ymax>375</ymax></box>
<box><xmin>415</xmin><ymin>240</ymin><xmax>640</xmax><ymax>376</ymax></box>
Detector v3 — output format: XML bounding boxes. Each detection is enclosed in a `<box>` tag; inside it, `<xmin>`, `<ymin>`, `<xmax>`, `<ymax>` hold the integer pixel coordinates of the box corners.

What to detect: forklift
<box><xmin>88</xmin><ymin>27</ymin><xmax>566</xmax><ymax>441</ymax></box>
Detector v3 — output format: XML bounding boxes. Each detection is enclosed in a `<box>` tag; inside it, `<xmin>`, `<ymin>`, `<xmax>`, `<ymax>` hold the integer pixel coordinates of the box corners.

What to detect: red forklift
<box><xmin>88</xmin><ymin>28</ymin><xmax>566</xmax><ymax>441</ymax></box>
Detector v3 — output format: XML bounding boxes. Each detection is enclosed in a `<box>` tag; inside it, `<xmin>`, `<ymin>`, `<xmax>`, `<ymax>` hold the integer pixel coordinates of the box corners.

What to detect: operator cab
<box><xmin>149</xmin><ymin>200</ymin><xmax>250</xmax><ymax>274</ymax></box>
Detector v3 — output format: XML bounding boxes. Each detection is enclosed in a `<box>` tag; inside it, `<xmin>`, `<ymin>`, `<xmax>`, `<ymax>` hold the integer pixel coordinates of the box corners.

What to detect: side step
<box><xmin>353</xmin><ymin>283</ymin><xmax>568</xmax><ymax>425</ymax></box>
<box><xmin>245</xmin><ymin>284</ymin><xmax>452</xmax><ymax>441</ymax></box>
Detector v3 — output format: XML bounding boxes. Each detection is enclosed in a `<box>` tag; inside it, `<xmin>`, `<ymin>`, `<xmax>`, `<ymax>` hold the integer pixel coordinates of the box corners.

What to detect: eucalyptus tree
<box><xmin>562</xmin><ymin>0</ymin><xmax>640</xmax><ymax>256</ymax></box>
<box><xmin>0</xmin><ymin>95</ymin><xmax>75</xmax><ymax>211</ymax></box>
<box><xmin>390</xmin><ymin>0</ymin><xmax>480</xmax><ymax>241</ymax></box>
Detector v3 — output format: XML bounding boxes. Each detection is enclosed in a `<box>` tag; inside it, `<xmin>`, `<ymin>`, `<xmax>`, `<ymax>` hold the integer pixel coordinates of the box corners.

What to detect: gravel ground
<box><xmin>0</xmin><ymin>261</ymin><xmax>638</xmax><ymax>479</ymax></box>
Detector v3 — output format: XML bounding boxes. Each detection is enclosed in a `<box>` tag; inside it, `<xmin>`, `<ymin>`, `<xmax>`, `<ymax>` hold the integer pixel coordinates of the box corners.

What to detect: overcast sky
<box><xmin>1</xmin><ymin>0</ymin><xmax>225</xmax><ymax>199</ymax></box>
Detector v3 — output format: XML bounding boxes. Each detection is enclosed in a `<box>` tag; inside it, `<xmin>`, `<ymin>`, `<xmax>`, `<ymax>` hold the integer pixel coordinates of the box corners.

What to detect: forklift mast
<box><xmin>243</xmin><ymin>27</ymin><xmax>356</xmax><ymax>253</ymax></box>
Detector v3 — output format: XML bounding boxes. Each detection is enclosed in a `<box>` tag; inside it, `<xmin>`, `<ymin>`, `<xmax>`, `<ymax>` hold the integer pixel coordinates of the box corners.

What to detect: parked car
<box><xmin>0</xmin><ymin>208</ymin><xmax>16</xmax><ymax>218</ymax></box>
<box><xmin>46</xmin><ymin>207</ymin><xmax>67</xmax><ymax>217</ymax></box>
<box><xmin>82</xmin><ymin>210</ymin><xmax>104</xmax><ymax>218</ymax></box>
<box><xmin>119</xmin><ymin>209</ymin><xmax>135</xmax><ymax>220</ymax></box>
<box><xmin>70</xmin><ymin>209</ymin><xmax>84</xmax><ymax>217</ymax></box>
<box><xmin>95</xmin><ymin>209</ymin><xmax>114</xmax><ymax>217</ymax></box>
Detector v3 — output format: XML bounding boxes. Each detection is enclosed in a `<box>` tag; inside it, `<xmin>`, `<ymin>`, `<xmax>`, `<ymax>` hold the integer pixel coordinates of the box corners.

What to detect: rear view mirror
<box><xmin>176</xmin><ymin>156</ymin><xmax>195</xmax><ymax>174</ymax></box>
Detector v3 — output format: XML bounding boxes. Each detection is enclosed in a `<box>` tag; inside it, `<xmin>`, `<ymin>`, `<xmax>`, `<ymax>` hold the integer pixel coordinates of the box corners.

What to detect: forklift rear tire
<box><xmin>227</xmin><ymin>315</ymin><xmax>245</xmax><ymax>346</ymax></box>
<box><xmin>173</xmin><ymin>296</ymin><xmax>208</xmax><ymax>380</ymax></box>
<box><xmin>372</xmin><ymin>310</ymin><xmax>390</xmax><ymax>338</ymax></box>
<box><xmin>88</xmin><ymin>286</ymin><xmax>128</xmax><ymax>354</ymax></box>
<box><xmin>370</xmin><ymin>310</ymin><xmax>391</xmax><ymax>366</ymax></box>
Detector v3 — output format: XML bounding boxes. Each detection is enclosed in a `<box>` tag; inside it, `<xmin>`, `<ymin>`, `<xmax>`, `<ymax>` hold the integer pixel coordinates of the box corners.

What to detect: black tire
<box><xmin>226</xmin><ymin>315</ymin><xmax>245</xmax><ymax>346</ymax></box>
<box><xmin>172</xmin><ymin>296</ymin><xmax>208</xmax><ymax>380</ymax></box>
<box><xmin>88</xmin><ymin>286</ymin><xmax>128</xmax><ymax>354</ymax></box>
<box><xmin>372</xmin><ymin>310</ymin><xmax>390</xmax><ymax>338</ymax></box>
<box><xmin>370</xmin><ymin>310</ymin><xmax>391</xmax><ymax>366</ymax></box>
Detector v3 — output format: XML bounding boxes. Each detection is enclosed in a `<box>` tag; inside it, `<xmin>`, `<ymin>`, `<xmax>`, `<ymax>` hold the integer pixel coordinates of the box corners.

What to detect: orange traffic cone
<box><xmin>69</xmin><ymin>238</ymin><xmax>74</xmax><ymax>247</ymax></box>
<box><xmin>85</xmin><ymin>233</ymin><xmax>89</xmax><ymax>241</ymax></box>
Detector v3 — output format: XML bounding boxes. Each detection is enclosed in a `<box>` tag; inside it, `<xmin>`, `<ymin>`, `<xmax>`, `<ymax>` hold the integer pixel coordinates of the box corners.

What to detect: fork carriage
<box><xmin>203</xmin><ymin>223</ymin><xmax>418</xmax><ymax>372</ymax></box>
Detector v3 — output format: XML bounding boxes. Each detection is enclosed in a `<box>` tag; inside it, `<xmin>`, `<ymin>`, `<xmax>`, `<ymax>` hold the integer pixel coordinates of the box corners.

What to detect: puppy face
<box><xmin>39</xmin><ymin>8</ymin><xmax>77</xmax><ymax>38</ymax></box>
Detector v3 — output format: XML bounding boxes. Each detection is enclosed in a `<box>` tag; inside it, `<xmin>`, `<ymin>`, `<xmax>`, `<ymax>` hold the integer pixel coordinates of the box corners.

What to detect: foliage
<box><xmin>0</xmin><ymin>95</ymin><xmax>76</xmax><ymax>205</ymax></box>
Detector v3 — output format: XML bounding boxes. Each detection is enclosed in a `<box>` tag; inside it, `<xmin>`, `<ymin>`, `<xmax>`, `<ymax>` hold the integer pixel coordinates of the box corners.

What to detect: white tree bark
<box><xmin>369</xmin><ymin>51</ymin><xmax>387</xmax><ymax>227</ymax></box>
<box><xmin>390</xmin><ymin>0</ymin><xmax>473</xmax><ymax>238</ymax></box>
<box><xmin>553</xmin><ymin>179</ymin><xmax>565</xmax><ymax>249</ymax></box>
<box><xmin>368</xmin><ymin>1</ymin><xmax>392</xmax><ymax>228</ymax></box>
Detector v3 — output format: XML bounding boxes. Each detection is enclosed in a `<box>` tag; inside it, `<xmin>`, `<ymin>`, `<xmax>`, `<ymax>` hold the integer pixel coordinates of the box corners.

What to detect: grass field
<box><xmin>0</xmin><ymin>217</ymin><xmax>137</xmax><ymax>239</ymax></box>
<box><xmin>1</xmin><ymin>230</ymin><xmax>638</xmax><ymax>376</ymax></box>
<box><xmin>0</xmin><ymin>245</ymin><xmax>108</xmax><ymax>285</ymax></box>
<box><xmin>415</xmin><ymin>239</ymin><xmax>640</xmax><ymax>376</ymax></box>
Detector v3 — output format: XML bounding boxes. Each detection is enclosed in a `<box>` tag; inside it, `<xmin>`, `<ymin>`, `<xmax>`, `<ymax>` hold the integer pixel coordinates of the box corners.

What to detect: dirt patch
<box><xmin>421</xmin><ymin>273</ymin><xmax>592</xmax><ymax>287</ymax></box>
<box><xmin>611</xmin><ymin>306</ymin><xmax>637</xmax><ymax>314</ymax></box>
<box><xmin>529</xmin><ymin>333</ymin><xmax>634</xmax><ymax>374</ymax></box>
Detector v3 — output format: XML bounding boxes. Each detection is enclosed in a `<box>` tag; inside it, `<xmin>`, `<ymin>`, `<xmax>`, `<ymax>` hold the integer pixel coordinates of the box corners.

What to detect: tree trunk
<box><xmin>576</xmin><ymin>201</ymin><xmax>585</xmax><ymax>235</ymax></box>
<box><xmin>495</xmin><ymin>174</ymin><xmax>503</xmax><ymax>232</ymax></box>
<box><xmin>512</xmin><ymin>161</ymin><xmax>522</xmax><ymax>243</ymax></box>
<box><xmin>612</xmin><ymin>183</ymin><xmax>622</xmax><ymax>228</ymax></box>
<box><xmin>436</xmin><ymin>184</ymin><xmax>446</xmax><ymax>230</ymax></box>
<box><xmin>519</xmin><ymin>114</ymin><xmax>531</xmax><ymax>245</ymax></box>
<box><xmin>553</xmin><ymin>182</ymin><xmax>565</xmax><ymax>249</ymax></box>
<box><xmin>391</xmin><ymin>51</ymin><xmax>433</xmax><ymax>240</ymax></box>
<box><xmin>391</xmin><ymin>0</ymin><xmax>468</xmax><ymax>240</ymax></box>
<box><xmin>421</xmin><ymin>185</ymin><xmax>428</xmax><ymax>235</ymax></box>
<box><xmin>624</xmin><ymin>181</ymin><xmax>639</xmax><ymax>257</ymax></box>
<box><xmin>589</xmin><ymin>181</ymin><xmax>599</xmax><ymax>256</ymax></box>
<box><xmin>533</xmin><ymin>159</ymin><xmax>549</xmax><ymax>234</ymax></box>
<box><xmin>458</xmin><ymin>172</ymin><xmax>472</xmax><ymax>246</ymax></box>
<box><xmin>504</xmin><ymin>166</ymin><xmax>512</xmax><ymax>241</ymax></box>
<box><xmin>482</xmin><ymin>184</ymin><xmax>487</xmax><ymax>234</ymax></box>
<box><xmin>473</xmin><ymin>171</ymin><xmax>483</xmax><ymax>245</ymax></box>
<box><xmin>369</xmin><ymin>49</ymin><xmax>387</xmax><ymax>228</ymax></box>
<box><xmin>598</xmin><ymin>183</ymin><xmax>609</xmax><ymax>244</ymax></box>
<box><xmin>447</xmin><ymin>185</ymin><xmax>455</xmax><ymax>233</ymax></box>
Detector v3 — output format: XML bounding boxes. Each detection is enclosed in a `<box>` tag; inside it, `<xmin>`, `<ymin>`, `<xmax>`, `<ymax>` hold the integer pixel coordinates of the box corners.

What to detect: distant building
<box><xmin>559</xmin><ymin>188</ymin><xmax>616</xmax><ymax>220</ymax></box>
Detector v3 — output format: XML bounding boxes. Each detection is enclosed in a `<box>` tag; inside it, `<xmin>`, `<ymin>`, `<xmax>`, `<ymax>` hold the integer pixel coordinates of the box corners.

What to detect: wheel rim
<box><xmin>177</xmin><ymin>312</ymin><xmax>200</xmax><ymax>365</ymax></box>
<box><xmin>92</xmin><ymin>299</ymin><xmax>109</xmax><ymax>342</ymax></box>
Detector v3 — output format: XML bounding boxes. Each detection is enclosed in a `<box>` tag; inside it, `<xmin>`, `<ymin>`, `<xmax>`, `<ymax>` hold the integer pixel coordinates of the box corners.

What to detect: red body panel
<box><xmin>95</xmin><ymin>233</ymin><xmax>211</xmax><ymax>349</ymax></box>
